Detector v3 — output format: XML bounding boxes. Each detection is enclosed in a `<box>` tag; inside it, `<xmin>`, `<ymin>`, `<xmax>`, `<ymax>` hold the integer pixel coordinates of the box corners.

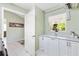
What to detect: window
<box><xmin>48</xmin><ymin>13</ymin><xmax>66</xmax><ymax>32</ymax></box>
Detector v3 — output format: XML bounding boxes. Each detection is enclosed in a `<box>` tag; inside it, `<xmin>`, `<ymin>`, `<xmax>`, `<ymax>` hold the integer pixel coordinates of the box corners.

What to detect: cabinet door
<box><xmin>39</xmin><ymin>36</ymin><xmax>44</xmax><ymax>50</ymax></box>
<box><xmin>42</xmin><ymin>36</ymin><xmax>49</xmax><ymax>54</ymax></box>
<box><xmin>39</xmin><ymin>36</ymin><xmax>58</xmax><ymax>56</ymax></box>
<box><xmin>59</xmin><ymin>40</ymin><xmax>68</xmax><ymax>56</ymax></box>
<box><xmin>48</xmin><ymin>38</ymin><xmax>59</xmax><ymax>56</ymax></box>
<box><xmin>75</xmin><ymin>42</ymin><xmax>79</xmax><ymax>56</ymax></box>
<box><xmin>69</xmin><ymin>42</ymin><xmax>77</xmax><ymax>56</ymax></box>
<box><xmin>71</xmin><ymin>42</ymin><xmax>79</xmax><ymax>56</ymax></box>
<box><xmin>59</xmin><ymin>40</ymin><xmax>78</xmax><ymax>56</ymax></box>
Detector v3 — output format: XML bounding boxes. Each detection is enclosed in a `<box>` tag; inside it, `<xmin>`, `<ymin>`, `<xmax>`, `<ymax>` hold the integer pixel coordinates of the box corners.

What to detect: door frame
<box><xmin>1</xmin><ymin>7</ymin><xmax>26</xmax><ymax>49</ymax></box>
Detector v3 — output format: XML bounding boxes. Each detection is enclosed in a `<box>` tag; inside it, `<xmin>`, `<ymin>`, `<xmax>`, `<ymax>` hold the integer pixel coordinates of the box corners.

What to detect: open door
<box><xmin>25</xmin><ymin>8</ymin><xmax>35</xmax><ymax>56</ymax></box>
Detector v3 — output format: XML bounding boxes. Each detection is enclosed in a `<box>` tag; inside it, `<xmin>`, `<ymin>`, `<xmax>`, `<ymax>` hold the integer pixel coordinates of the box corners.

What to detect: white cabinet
<box><xmin>48</xmin><ymin>37</ymin><xmax>58</xmax><ymax>56</ymax></box>
<box><xmin>70</xmin><ymin>42</ymin><xmax>78</xmax><ymax>56</ymax></box>
<box><xmin>39</xmin><ymin>36</ymin><xmax>58</xmax><ymax>56</ymax></box>
<box><xmin>76</xmin><ymin>43</ymin><xmax>79</xmax><ymax>56</ymax></box>
<box><xmin>43</xmin><ymin>37</ymin><xmax>49</xmax><ymax>54</ymax></box>
<box><xmin>39</xmin><ymin>36</ymin><xmax>43</xmax><ymax>50</ymax></box>
<box><xmin>39</xmin><ymin>36</ymin><xmax>48</xmax><ymax>54</ymax></box>
<box><xmin>39</xmin><ymin>36</ymin><xmax>79</xmax><ymax>56</ymax></box>
<box><xmin>72</xmin><ymin>42</ymin><xmax>79</xmax><ymax>56</ymax></box>
<box><xmin>59</xmin><ymin>40</ymin><xmax>79</xmax><ymax>56</ymax></box>
<box><xmin>59</xmin><ymin>40</ymin><xmax>68</xmax><ymax>56</ymax></box>
<box><xmin>39</xmin><ymin>36</ymin><xmax>50</xmax><ymax>55</ymax></box>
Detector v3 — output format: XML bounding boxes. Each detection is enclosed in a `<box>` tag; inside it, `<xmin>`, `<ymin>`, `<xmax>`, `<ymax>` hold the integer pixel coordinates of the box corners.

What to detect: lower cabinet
<box><xmin>59</xmin><ymin>40</ymin><xmax>77</xmax><ymax>56</ymax></box>
<box><xmin>39</xmin><ymin>36</ymin><xmax>79</xmax><ymax>56</ymax></box>
<box><xmin>76</xmin><ymin>43</ymin><xmax>79</xmax><ymax>56</ymax></box>
<box><xmin>59</xmin><ymin>40</ymin><xmax>79</xmax><ymax>56</ymax></box>
<box><xmin>39</xmin><ymin>36</ymin><xmax>48</xmax><ymax>54</ymax></box>
<box><xmin>48</xmin><ymin>37</ymin><xmax>59</xmax><ymax>56</ymax></box>
<box><xmin>59</xmin><ymin>40</ymin><xmax>68</xmax><ymax>56</ymax></box>
<box><xmin>39</xmin><ymin>36</ymin><xmax>59</xmax><ymax>56</ymax></box>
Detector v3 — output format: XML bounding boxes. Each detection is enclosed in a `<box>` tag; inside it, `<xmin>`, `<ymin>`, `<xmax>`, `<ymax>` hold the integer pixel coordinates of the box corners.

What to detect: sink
<box><xmin>42</xmin><ymin>31</ymin><xmax>79</xmax><ymax>42</ymax></box>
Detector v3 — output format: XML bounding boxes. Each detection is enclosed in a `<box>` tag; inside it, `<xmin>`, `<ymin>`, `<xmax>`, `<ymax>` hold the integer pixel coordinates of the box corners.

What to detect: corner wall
<box><xmin>35</xmin><ymin>7</ymin><xmax>45</xmax><ymax>50</ymax></box>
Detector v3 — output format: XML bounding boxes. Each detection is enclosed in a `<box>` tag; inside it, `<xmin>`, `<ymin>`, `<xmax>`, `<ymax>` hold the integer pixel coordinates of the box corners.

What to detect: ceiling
<box><xmin>13</xmin><ymin>3</ymin><xmax>65</xmax><ymax>12</ymax></box>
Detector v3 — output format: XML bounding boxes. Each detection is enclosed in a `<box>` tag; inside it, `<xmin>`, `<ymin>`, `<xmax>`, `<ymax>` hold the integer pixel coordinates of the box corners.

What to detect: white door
<box><xmin>25</xmin><ymin>8</ymin><xmax>35</xmax><ymax>56</ymax></box>
<box><xmin>48</xmin><ymin>37</ymin><xmax>58</xmax><ymax>56</ymax></box>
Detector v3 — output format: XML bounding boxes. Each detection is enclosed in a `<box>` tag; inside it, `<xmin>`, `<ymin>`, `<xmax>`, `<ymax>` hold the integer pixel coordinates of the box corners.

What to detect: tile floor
<box><xmin>7</xmin><ymin>41</ymin><xmax>30</xmax><ymax>56</ymax></box>
<box><xmin>36</xmin><ymin>49</ymin><xmax>48</xmax><ymax>56</ymax></box>
<box><xmin>7</xmin><ymin>41</ymin><xmax>48</xmax><ymax>56</ymax></box>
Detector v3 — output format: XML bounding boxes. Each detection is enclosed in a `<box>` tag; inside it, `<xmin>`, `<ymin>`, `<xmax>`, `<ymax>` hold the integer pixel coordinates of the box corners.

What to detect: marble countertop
<box><xmin>40</xmin><ymin>34</ymin><xmax>79</xmax><ymax>43</ymax></box>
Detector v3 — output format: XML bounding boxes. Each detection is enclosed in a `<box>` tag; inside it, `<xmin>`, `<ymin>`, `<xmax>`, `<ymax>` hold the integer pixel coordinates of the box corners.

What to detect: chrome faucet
<box><xmin>71</xmin><ymin>31</ymin><xmax>79</xmax><ymax>39</ymax></box>
<box><xmin>71</xmin><ymin>31</ymin><xmax>75</xmax><ymax>37</ymax></box>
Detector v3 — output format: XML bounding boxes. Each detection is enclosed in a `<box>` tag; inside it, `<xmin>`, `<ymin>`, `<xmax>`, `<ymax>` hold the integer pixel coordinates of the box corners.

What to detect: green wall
<box><xmin>67</xmin><ymin>8</ymin><xmax>79</xmax><ymax>35</ymax></box>
<box><xmin>35</xmin><ymin>7</ymin><xmax>45</xmax><ymax>50</ymax></box>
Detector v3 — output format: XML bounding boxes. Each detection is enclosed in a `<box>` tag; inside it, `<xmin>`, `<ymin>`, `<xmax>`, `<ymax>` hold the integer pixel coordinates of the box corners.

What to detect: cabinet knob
<box><xmin>67</xmin><ymin>42</ymin><xmax>71</xmax><ymax>47</ymax></box>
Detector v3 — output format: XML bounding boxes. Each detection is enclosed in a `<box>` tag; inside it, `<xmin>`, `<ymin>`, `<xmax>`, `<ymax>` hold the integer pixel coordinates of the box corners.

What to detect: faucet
<box><xmin>71</xmin><ymin>31</ymin><xmax>79</xmax><ymax>39</ymax></box>
<box><xmin>71</xmin><ymin>31</ymin><xmax>75</xmax><ymax>37</ymax></box>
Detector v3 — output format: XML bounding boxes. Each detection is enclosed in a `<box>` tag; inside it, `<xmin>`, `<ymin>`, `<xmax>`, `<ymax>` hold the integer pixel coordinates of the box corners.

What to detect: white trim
<box><xmin>2</xmin><ymin>7</ymin><xmax>25</xmax><ymax>17</ymax></box>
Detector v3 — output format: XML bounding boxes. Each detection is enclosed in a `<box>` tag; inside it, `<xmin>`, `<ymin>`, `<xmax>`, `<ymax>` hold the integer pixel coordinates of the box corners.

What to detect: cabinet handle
<box><xmin>67</xmin><ymin>42</ymin><xmax>69</xmax><ymax>46</ymax></box>
<box><xmin>67</xmin><ymin>42</ymin><xmax>71</xmax><ymax>47</ymax></box>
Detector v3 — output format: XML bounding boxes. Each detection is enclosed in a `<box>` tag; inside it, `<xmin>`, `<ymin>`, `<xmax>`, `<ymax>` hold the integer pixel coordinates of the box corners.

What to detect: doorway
<box><xmin>2</xmin><ymin>8</ymin><xmax>29</xmax><ymax>56</ymax></box>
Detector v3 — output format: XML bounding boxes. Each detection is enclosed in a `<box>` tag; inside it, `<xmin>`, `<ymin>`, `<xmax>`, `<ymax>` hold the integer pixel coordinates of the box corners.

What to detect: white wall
<box><xmin>4</xmin><ymin>11</ymin><xmax>24</xmax><ymax>43</ymax></box>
